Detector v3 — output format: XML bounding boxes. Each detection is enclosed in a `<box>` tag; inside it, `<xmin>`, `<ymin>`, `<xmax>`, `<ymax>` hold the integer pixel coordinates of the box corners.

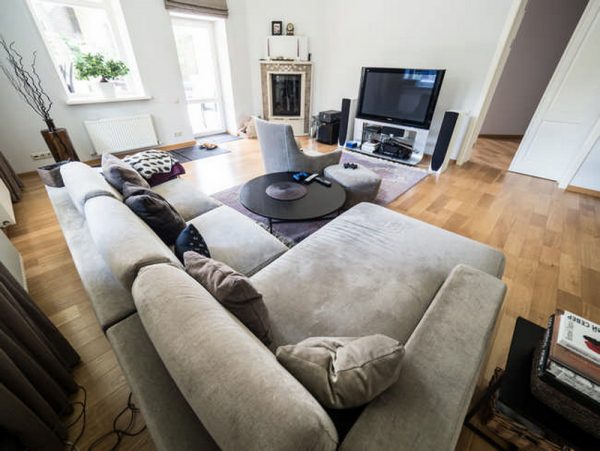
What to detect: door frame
<box><xmin>509</xmin><ymin>0</ymin><xmax>600</xmax><ymax>187</ymax></box>
<box><xmin>455</xmin><ymin>0</ymin><xmax>528</xmax><ymax>165</ymax></box>
<box><xmin>170</xmin><ymin>14</ymin><xmax>227</xmax><ymax>137</ymax></box>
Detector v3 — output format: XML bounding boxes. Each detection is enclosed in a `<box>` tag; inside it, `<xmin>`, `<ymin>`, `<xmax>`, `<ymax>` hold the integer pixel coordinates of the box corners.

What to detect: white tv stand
<box><xmin>350</xmin><ymin>118</ymin><xmax>429</xmax><ymax>166</ymax></box>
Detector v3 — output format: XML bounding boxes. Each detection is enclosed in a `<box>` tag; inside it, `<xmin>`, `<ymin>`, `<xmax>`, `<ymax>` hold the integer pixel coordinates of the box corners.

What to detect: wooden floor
<box><xmin>469</xmin><ymin>136</ymin><xmax>521</xmax><ymax>171</ymax></box>
<box><xmin>7</xmin><ymin>137</ymin><xmax>600</xmax><ymax>450</ymax></box>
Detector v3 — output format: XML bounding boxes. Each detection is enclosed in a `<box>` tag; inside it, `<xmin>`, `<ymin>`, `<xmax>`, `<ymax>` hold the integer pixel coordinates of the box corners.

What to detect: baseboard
<box><xmin>159</xmin><ymin>140</ymin><xmax>196</xmax><ymax>151</ymax></box>
<box><xmin>566</xmin><ymin>185</ymin><xmax>600</xmax><ymax>198</ymax></box>
<box><xmin>478</xmin><ymin>134</ymin><xmax>523</xmax><ymax>140</ymax></box>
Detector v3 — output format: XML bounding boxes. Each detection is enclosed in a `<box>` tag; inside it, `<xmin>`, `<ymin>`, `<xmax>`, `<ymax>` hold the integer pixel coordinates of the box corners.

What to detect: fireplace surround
<box><xmin>260</xmin><ymin>61</ymin><xmax>312</xmax><ymax>135</ymax></box>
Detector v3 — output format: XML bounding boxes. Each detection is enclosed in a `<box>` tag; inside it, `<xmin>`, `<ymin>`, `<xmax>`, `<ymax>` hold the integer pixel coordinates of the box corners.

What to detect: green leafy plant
<box><xmin>74</xmin><ymin>53</ymin><xmax>129</xmax><ymax>82</ymax></box>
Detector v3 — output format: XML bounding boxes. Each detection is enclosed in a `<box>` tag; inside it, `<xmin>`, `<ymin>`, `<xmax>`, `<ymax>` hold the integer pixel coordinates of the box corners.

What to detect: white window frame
<box><xmin>171</xmin><ymin>13</ymin><xmax>228</xmax><ymax>136</ymax></box>
<box><xmin>26</xmin><ymin>0</ymin><xmax>148</xmax><ymax>104</ymax></box>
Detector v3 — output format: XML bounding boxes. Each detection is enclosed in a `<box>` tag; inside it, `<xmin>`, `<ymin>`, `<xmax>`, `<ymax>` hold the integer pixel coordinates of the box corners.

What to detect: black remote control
<box><xmin>315</xmin><ymin>176</ymin><xmax>332</xmax><ymax>187</ymax></box>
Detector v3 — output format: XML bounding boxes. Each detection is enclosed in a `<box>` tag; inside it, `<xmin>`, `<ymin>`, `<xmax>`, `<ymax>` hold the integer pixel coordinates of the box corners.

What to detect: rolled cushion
<box><xmin>184</xmin><ymin>252</ymin><xmax>271</xmax><ymax>345</ymax></box>
<box><xmin>84</xmin><ymin>195</ymin><xmax>181</xmax><ymax>289</ymax></box>
<box><xmin>132</xmin><ymin>263</ymin><xmax>338</xmax><ymax>450</ymax></box>
<box><xmin>60</xmin><ymin>162</ymin><xmax>122</xmax><ymax>214</ymax></box>
<box><xmin>276</xmin><ymin>335</ymin><xmax>404</xmax><ymax>409</ymax></box>
<box><xmin>102</xmin><ymin>153</ymin><xmax>150</xmax><ymax>192</ymax></box>
<box><xmin>122</xmin><ymin>182</ymin><xmax>186</xmax><ymax>245</ymax></box>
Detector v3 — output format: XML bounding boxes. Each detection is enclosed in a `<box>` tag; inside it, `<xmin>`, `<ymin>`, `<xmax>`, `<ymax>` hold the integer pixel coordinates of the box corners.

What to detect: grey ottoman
<box><xmin>324</xmin><ymin>164</ymin><xmax>382</xmax><ymax>209</ymax></box>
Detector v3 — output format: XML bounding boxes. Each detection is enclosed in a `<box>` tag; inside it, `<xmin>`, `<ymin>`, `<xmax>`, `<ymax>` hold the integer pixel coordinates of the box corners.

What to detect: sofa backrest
<box><xmin>60</xmin><ymin>161</ymin><xmax>122</xmax><ymax>214</ymax></box>
<box><xmin>132</xmin><ymin>263</ymin><xmax>339</xmax><ymax>451</ymax></box>
<box><xmin>84</xmin><ymin>195</ymin><xmax>181</xmax><ymax>289</ymax></box>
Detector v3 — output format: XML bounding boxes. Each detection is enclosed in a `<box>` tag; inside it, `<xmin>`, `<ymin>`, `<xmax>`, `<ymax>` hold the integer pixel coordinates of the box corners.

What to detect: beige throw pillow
<box><xmin>276</xmin><ymin>335</ymin><xmax>404</xmax><ymax>409</ymax></box>
<box><xmin>184</xmin><ymin>252</ymin><xmax>272</xmax><ymax>345</ymax></box>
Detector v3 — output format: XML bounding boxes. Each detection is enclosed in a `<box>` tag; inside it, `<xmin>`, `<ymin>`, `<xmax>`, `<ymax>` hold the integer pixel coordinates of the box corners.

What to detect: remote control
<box><xmin>304</xmin><ymin>173</ymin><xmax>319</xmax><ymax>184</ymax></box>
<box><xmin>315</xmin><ymin>176</ymin><xmax>332</xmax><ymax>187</ymax></box>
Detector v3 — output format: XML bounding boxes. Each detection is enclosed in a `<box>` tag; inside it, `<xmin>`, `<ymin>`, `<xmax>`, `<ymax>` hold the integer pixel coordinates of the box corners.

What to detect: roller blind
<box><xmin>165</xmin><ymin>0</ymin><xmax>228</xmax><ymax>17</ymax></box>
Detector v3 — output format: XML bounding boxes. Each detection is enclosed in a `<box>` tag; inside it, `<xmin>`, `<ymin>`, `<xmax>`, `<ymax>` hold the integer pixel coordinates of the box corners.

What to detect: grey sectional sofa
<box><xmin>48</xmin><ymin>161</ymin><xmax>507</xmax><ymax>450</ymax></box>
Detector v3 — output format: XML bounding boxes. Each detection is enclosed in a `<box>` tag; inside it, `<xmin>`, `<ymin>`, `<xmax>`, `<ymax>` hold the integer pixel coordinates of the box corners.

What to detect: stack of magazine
<box><xmin>537</xmin><ymin>310</ymin><xmax>600</xmax><ymax>410</ymax></box>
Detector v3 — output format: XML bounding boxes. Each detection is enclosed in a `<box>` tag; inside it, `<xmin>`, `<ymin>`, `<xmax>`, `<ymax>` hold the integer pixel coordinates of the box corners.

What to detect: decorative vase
<box><xmin>98</xmin><ymin>81</ymin><xmax>116</xmax><ymax>98</ymax></box>
<box><xmin>40</xmin><ymin>122</ymin><xmax>80</xmax><ymax>163</ymax></box>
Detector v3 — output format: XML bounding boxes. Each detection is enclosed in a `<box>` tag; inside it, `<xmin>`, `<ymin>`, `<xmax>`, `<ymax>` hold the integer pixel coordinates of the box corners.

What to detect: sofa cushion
<box><xmin>122</xmin><ymin>182</ymin><xmax>186</xmax><ymax>245</ymax></box>
<box><xmin>175</xmin><ymin>224</ymin><xmax>210</xmax><ymax>262</ymax></box>
<box><xmin>251</xmin><ymin>203</ymin><xmax>505</xmax><ymax>348</ymax></box>
<box><xmin>188</xmin><ymin>205</ymin><xmax>288</xmax><ymax>276</ymax></box>
<box><xmin>276</xmin><ymin>335</ymin><xmax>404</xmax><ymax>409</ymax></box>
<box><xmin>340</xmin><ymin>265</ymin><xmax>506</xmax><ymax>451</ymax></box>
<box><xmin>84</xmin><ymin>195</ymin><xmax>181</xmax><ymax>289</ymax></box>
<box><xmin>102</xmin><ymin>153</ymin><xmax>150</xmax><ymax>192</ymax></box>
<box><xmin>184</xmin><ymin>252</ymin><xmax>271</xmax><ymax>345</ymax></box>
<box><xmin>132</xmin><ymin>263</ymin><xmax>338</xmax><ymax>451</ymax></box>
<box><xmin>60</xmin><ymin>162</ymin><xmax>122</xmax><ymax>214</ymax></box>
<box><xmin>151</xmin><ymin>178</ymin><xmax>221</xmax><ymax>221</ymax></box>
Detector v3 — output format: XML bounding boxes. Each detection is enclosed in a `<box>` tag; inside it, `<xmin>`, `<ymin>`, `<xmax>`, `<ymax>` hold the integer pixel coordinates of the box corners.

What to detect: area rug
<box><xmin>171</xmin><ymin>134</ymin><xmax>240</xmax><ymax>162</ymax></box>
<box><xmin>212</xmin><ymin>151</ymin><xmax>428</xmax><ymax>244</ymax></box>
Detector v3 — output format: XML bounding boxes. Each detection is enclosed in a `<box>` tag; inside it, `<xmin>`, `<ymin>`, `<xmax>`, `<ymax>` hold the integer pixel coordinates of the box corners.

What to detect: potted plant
<box><xmin>0</xmin><ymin>36</ymin><xmax>79</xmax><ymax>164</ymax></box>
<box><xmin>74</xmin><ymin>52</ymin><xmax>129</xmax><ymax>97</ymax></box>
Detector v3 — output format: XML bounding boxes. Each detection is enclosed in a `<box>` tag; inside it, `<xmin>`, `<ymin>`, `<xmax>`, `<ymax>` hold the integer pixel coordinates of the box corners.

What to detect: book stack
<box><xmin>533</xmin><ymin>310</ymin><xmax>600</xmax><ymax>438</ymax></box>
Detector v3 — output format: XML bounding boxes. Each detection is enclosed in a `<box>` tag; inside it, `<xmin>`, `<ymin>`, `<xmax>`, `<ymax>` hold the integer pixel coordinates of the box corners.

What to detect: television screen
<box><xmin>357</xmin><ymin>68</ymin><xmax>445</xmax><ymax>129</ymax></box>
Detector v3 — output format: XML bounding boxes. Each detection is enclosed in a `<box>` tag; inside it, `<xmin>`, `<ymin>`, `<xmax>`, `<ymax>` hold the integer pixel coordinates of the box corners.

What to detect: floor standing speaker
<box><xmin>338</xmin><ymin>98</ymin><xmax>358</xmax><ymax>146</ymax></box>
<box><xmin>430</xmin><ymin>111</ymin><xmax>461</xmax><ymax>173</ymax></box>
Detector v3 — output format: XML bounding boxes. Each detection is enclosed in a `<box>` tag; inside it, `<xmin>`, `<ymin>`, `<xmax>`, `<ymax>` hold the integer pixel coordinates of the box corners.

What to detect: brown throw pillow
<box><xmin>122</xmin><ymin>182</ymin><xmax>185</xmax><ymax>245</ymax></box>
<box><xmin>102</xmin><ymin>153</ymin><xmax>150</xmax><ymax>192</ymax></box>
<box><xmin>276</xmin><ymin>335</ymin><xmax>404</xmax><ymax>409</ymax></box>
<box><xmin>184</xmin><ymin>251</ymin><xmax>272</xmax><ymax>345</ymax></box>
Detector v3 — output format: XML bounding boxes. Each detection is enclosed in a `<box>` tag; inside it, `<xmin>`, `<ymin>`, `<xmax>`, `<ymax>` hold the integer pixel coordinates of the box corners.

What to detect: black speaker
<box><xmin>430</xmin><ymin>111</ymin><xmax>459</xmax><ymax>172</ymax></box>
<box><xmin>338</xmin><ymin>98</ymin><xmax>358</xmax><ymax>146</ymax></box>
<box><xmin>317</xmin><ymin>121</ymin><xmax>340</xmax><ymax>145</ymax></box>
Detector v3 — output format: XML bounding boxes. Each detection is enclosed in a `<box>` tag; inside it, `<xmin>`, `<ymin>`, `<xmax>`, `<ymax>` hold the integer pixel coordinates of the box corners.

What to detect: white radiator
<box><xmin>84</xmin><ymin>114</ymin><xmax>159</xmax><ymax>155</ymax></box>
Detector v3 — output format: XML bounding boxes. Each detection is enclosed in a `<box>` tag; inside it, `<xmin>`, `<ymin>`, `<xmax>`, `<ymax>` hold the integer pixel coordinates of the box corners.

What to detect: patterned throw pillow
<box><xmin>124</xmin><ymin>150</ymin><xmax>178</xmax><ymax>180</ymax></box>
<box><xmin>174</xmin><ymin>224</ymin><xmax>210</xmax><ymax>263</ymax></box>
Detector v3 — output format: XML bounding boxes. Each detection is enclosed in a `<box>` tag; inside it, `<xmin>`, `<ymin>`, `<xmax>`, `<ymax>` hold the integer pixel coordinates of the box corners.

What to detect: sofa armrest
<box><xmin>341</xmin><ymin>264</ymin><xmax>506</xmax><ymax>451</ymax></box>
<box><xmin>301</xmin><ymin>148</ymin><xmax>342</xmax><ymax>173</ymax></box>
<box><xmin>132</xmin><ymin>263</ymin><xmax>338</xmax><ymax>451</ymax></box>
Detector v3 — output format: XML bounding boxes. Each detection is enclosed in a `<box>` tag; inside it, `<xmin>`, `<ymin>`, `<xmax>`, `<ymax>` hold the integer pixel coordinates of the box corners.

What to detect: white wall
<box><xmin>225</xmin><ymin>0</ymin><xmax>518</xmax><ymax>155</ymax></box>
<box><xmin>0</xmin><ymin>0</ymin><xmax>193</xmax><ymax>173</ymax></box>
<box><xmin>480</xmin><ymin>0</ymin><xmax>588</xmax><ymax>136</ymax></box>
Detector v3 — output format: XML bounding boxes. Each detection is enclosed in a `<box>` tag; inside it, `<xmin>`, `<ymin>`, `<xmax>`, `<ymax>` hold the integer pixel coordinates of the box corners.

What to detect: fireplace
<box><xmin>271</xmin><ymin>74</ymin><xmax>301</xmax><ymax>116</ymax></box>
<box><xmin>261</xmin><ymin>61</ymin><xmax>312</xmax><ymax>135</ymax></box>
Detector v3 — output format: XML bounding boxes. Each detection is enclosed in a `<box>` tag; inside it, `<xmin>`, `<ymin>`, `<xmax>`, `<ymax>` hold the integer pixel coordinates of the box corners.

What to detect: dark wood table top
<box><xmin>240</xmin><ymin>172</ymin><xmax>346</xmax><ymax>222</ymax></box>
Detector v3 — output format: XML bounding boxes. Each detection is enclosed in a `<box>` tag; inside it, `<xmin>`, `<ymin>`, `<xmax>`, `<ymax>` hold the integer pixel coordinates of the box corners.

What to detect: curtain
<box><xmin>0</xmin><ymin>152</ymin><xmax>24</xmax><ymax>203</ymax></box>
<box><xmin>165</xmin><ymin>0</ymin><xmax>228</xmax><ymax>17</ymax></box>
<box><xmin>0</xmin><ymin>262</ymin><xmax>80</xmax><ymax>450</ymax></box>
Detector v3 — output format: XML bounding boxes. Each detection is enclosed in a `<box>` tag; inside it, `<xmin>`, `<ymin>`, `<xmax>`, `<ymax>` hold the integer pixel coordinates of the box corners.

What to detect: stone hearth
<box><xmin>260</xmin><ymin>61</ymin><xmax>312</xmax><ymax>135</ymax></box>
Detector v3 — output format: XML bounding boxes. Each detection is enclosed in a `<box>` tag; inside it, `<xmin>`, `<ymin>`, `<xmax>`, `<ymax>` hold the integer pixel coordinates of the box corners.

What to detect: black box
<box><xmin>317</xmin><ymin>121</ymin><xmax>340</xmax><ymax>145</ymax></box>
<box><xmin>318</xmin><ymin>110</ymin><xmax>341</xmax><ymax>123</ymax></box>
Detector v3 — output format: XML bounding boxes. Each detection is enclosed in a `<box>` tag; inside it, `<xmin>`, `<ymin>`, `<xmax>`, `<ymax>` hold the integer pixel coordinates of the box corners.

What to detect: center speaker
<box><xmin>338</xmin><ymin>98</ymin><xmax>358</xmax><ymax>147</ymax></box>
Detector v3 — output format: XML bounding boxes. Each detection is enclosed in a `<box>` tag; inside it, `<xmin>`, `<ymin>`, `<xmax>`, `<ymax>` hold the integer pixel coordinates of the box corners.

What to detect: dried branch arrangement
<box><xmin>0</xmin><ymin>35</ymin><xmax>55</xmax><ymax>131</ymax></box>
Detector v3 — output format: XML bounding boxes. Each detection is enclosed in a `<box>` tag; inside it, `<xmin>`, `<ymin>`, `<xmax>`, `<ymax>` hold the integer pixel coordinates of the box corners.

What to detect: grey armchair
<box><xmin>255</xmin><ymin>118</ymin><xmax>342</xmax><ymax>174</ymax></box>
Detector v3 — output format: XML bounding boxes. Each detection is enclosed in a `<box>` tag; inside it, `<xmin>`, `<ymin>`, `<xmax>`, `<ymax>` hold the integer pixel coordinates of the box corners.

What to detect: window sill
<box><xmin>65</xmin><ymin>95</ymin><xmax>152</xmax><ymax>106</ymax></box>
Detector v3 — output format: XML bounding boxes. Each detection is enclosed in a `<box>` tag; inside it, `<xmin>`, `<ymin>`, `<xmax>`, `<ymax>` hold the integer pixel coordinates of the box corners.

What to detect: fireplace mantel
<box><xmin>260</xmin><ymin>61</ymin><xmax>312</xmax><ymax>135</ymax></box>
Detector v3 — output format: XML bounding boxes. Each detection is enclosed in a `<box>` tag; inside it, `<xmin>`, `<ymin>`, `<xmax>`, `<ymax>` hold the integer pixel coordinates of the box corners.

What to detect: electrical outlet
<box><xmin>30</xmin><ymin>151</ymin><xmax>52</xmax><ymax>161</ymax></box>
<box><xmin>174</xmin><ymin>131</ymin><xmax>183</xmax><ymax>137</ymax></box>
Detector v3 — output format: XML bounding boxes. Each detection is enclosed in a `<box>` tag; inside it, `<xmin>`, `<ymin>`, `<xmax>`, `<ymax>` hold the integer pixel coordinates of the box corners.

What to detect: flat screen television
<box><xmin>356</xmin><ymin>67</ymin><xmax>445</xmax><ymax>130</ymax></box>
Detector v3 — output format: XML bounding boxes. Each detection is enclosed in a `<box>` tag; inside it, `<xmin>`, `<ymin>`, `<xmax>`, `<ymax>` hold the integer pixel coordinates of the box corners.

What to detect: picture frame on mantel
<box><xmin>271</xmin><ymin>21</ymin><xmax>282</xmax><ymax>36</ymax></box>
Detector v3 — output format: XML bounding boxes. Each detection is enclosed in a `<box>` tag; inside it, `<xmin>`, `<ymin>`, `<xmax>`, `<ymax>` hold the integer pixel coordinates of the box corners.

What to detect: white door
<box><xmin>171</xmin><ymin>16</ymin><xmax>226</xmax><ymax>136</ymax></box>
<box><xmin>509</xmin><ymin>1</ymin><xmax>600</xmax><ymax>181</ymax></box>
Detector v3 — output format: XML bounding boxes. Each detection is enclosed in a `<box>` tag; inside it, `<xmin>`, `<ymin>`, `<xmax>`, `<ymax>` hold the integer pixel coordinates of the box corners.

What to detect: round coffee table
<box><xmin>240</xmin><ymin>172</ymin><xmax>346</xmax><ymax>232</ymax></box>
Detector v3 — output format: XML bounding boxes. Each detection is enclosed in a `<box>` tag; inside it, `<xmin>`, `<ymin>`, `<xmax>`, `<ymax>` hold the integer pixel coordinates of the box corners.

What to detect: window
<box><xmin>27</xmin><ymin>0</ymin><xmax>145</xmax><ymax>102</ymax></box>
<box><xmin>171</xmin><ymin>16</ymin><xmax>226</xmax><ymax>136</ymax></box>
